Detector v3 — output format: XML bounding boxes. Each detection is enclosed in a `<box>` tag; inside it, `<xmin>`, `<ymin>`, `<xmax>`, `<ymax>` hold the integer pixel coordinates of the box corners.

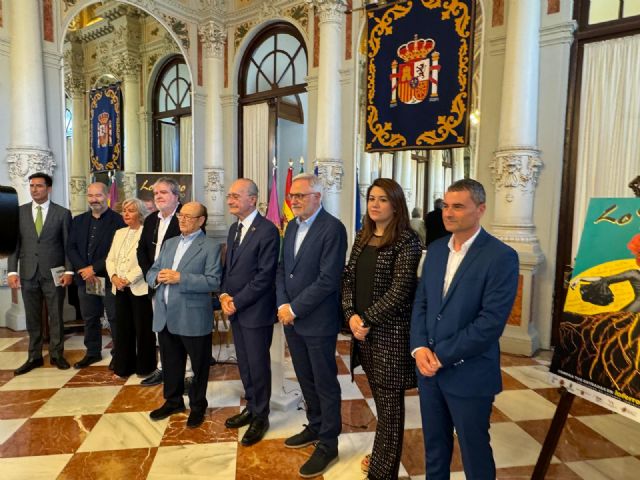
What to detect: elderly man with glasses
<box><xmin>146</xmin><ymin>201</ymin><xmax>221</xmax><ymax>429</ymax></box>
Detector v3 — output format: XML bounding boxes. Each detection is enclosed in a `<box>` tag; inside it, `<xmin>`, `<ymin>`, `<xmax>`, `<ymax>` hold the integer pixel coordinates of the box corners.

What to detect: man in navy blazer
<box><xmin>276</xmin><ymin>173</ymin><xmax>347</xmax><ymax>479</ymax></box>
<box><xmin>220</xmin><ymin>178</ymin><xmax>279</xmax><ymax>446</ymax></box>
<box><xmin>147</xmin><ymin>201</ymin><xmax>221</xmax><ymax>429</ymax></box>
<box><xmin>67</xmin><ymin>182</ymin><xmax>125</xmax><ymax>369</ymax></box>
<box><xmin>410</xmin><ymin>179</ymin><xmax>519</xmax><ymax>480</ymax></box>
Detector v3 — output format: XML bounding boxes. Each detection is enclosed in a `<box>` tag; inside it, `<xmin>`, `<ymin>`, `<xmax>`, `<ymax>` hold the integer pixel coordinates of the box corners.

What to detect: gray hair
<box><xmin>292</xmin><ymin>173</ymin><xmax>323</xmax><ymax>195</ymax></box>
<box><xmin>121</xmin><ymin>197</ymin><xmax>149</xmax><ymax>223</ymax></box>
<box><xmin>237</xmin><ymin>178</ymin><xmax>258</xmax><ymax>197</ymax></box>
<box><xmin>447</xmin><ymin>179</ymin><xmax>486</xmax><ymax>205</ymax></box>
<box><xmin>411</xmin><ymin>207</ymin><xmax>422</xmax><ymax>218</ymax></box>
<box><xmin>153</xmin><ymin>177</ymin><xmax>180</xmax><ymax>197</ymax></box>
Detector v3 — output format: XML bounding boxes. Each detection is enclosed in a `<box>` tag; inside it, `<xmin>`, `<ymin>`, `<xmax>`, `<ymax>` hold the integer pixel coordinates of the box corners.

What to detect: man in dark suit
<box><xmin>220</xmin><ymin>178</ymin><xmax>279</xmax><ymax>446</ymax></box>
<box><xmin>425</xmin><ymin>198</ymin><xmax>448</xmax><ymax>247</ymax></box>
<box><xmin>147</xmin><ymin>202</ymin><xmax>221</xmax><ymax>429</ymax></box>
<box><xmin>276</xmin><ymin>173</ymin><xmax>347</xmax><ymax>478</ymax></box>
<box><xmin>410</xmin><ymin>179</ymin><xmax>519</xmax><ymax>480</ymax></box>
<box><xmin>67</xmin><ymin>182</ymin><xmax>125</xmax><ymax>369</ymax></box>
<box><xmin>8</xmin><ymin>172</ymin><xmax>73</xmax><ymax>374</ymax></box>
<box><xmin>136</xmin><ymin>177</ymin><xmax>182</xmax><ymax>386</ymax></box>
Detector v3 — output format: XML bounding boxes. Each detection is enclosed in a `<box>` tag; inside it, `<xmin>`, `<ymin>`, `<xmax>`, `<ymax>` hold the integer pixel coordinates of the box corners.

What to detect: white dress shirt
<box><xmin>163</xmin><ymin>230</ymin><xmax>202</xmax><ymax>304</ymax></box>
<box><xmin>154</xmin><ymin>205</ymin><xmax>179</xmax><ymax>261</ymax></box>
<box><xmin>442</xmin><ymin>227</ymin><xmax>482</xmax><ymax>297</ymax></box>
<box><xmin>237</xmin><ymin>208</ymin><xmax>258</xmax><ymax>245</ymax></box>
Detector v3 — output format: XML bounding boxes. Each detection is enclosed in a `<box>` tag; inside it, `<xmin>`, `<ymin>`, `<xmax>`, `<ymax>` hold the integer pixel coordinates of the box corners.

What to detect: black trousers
<box><xmin>113</xmin><ymin>288</ymin><xmax>156</xmax><ymax>377</ymax></box>
<box><xmin>368</xmin><ymin>382</ymin><xmax>406</xmax><ymax>480</ymax></box>
<box><xmin>158</xmin><ymin>327</ymin><xmax>211</xmax><ymax>414</ymax></box>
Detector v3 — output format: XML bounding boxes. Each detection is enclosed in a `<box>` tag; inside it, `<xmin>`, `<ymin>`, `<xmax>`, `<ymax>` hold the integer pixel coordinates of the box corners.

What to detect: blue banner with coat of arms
<box><xmin>89</xmin><ymin>83</ymin><xmax>123</xmax><ymax>172</ymax></box>
<box><xmin>365</xmin><ymin>0</ymin><xmax>475</xmax><ymax>152</ymax></box>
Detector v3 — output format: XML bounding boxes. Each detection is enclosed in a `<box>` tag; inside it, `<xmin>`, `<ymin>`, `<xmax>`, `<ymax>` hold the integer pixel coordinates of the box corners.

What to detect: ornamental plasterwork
<box><xmin>117</xmin><ymin>52</ymin><xmax>143</xmax><ymax>76</ymax></box>
<box><xmin>199</xmin><ymin>21</ymin><xmax>227</xmax><ymax>58</ymax></box>
<box><xmin>69</xmin><ymin>177</ymin><xmax>87</xmax><ymax>195</ymax></box>
<box><xmin>203</xmin><ymin>167</ymin><xmax>225</xmax><ymax>203</ymax></box>
<box><xmin>316</xmin><ymin>160</ymin><xmax>344</xmax><ymax>193</ymax></box>
<box><xmin>6</xmin><ymin>148</ymin><xmax>56</xmax><ymax>185</ymax></box>
<box><xmin>283</xmin><ymin>3</ymin><xmax>310</xmax><ymax>31</ymax></box>
<box><xmin>489</xmin><ymin>149</ymin><xmax>543</xmax><ymax>203</ymax></box>
<box><xmin>163</xmin><ymin>15</ymin><xmax>190</xmax><ymax>50</ymax></box>
<box><xmin>234</xmin><ymin>21</ymin><xmax>255</xmax><ymax>48</ymax></box>
<box><xmin>258</xmin><ymin>0</ymin><xmax>279</xmax><ymax>22</ymax></box>
<box><xmin>306</xmin><ymin>0</ymin><xmax>347</xmax><ymax>24</ymax></box>
<box><xmin>65</xmin><ymin>72</ymin><xmax>86</xmax><ymax>95</ymax></box>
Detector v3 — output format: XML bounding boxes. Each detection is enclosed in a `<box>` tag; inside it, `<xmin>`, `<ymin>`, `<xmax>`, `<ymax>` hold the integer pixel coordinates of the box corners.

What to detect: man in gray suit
<box><xmin>147</xmin><ymin>201</ymin><xmax>221</xmax><ymax>429</ymax></box>
<box><xmin>8</xmin><ymin>172</ymin><xmax>73</xmax><ymax>374</ymax></box>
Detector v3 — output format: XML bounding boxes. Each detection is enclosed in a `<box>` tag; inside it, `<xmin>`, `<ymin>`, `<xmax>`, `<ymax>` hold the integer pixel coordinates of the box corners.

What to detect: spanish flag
<box><xmin>281</xmin><ymin>165</ymin><xmax>294</xmax><ymax>232</ymax></box>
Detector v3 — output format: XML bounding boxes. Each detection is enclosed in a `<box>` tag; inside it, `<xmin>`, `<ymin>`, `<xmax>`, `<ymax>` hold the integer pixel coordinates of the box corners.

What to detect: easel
<box><xmin>531</xmin><ymin>387</ymin><xmax>575</xmax><ymax>479</ymax></box>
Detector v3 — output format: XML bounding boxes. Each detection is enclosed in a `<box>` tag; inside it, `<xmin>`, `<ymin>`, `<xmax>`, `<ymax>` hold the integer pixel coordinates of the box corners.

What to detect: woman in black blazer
<box><xmin>342</xmin><ymin>178</ymin><xmax>422</xmax><ymax>480</ymax></box>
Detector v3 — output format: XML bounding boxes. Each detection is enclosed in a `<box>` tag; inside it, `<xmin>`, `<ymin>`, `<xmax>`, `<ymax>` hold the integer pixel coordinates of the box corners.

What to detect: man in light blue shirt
<box><xmin>147</xmin><ymin>202</ymin><xmax>221</xmax><ymax>429</ymax></box>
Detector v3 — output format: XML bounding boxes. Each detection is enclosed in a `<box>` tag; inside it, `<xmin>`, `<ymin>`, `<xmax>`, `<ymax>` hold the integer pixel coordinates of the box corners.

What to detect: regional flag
<box><xmin>282</xmin><ymin>165</ymin><xmax>294</xmax><ymax>232</ymax></box>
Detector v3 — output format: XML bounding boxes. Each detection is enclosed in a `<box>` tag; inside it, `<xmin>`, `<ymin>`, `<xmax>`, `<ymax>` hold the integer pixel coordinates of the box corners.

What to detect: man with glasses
<box><xmin>220</xmin><ymin>178</ymin><xmax>279</xmax><ymax>445</ymax></box>
<box><xmin>147</xmin><ymin>201</ymin><xmax>221</xmax><ymax>428</ymax></box>
<box><xmin>276</xmin><ymin>173</ymin><xmax>347</xmax><ymax>478</ymax></box>
<box><xmin>8</xmin><ymin>172</ymin><xmax>74</xmax><ymax>374</ymax></box>
<box><xmin>137</xmin><ymin>177</ymin><xmax>183</xmax><ymax>387</ymax></box>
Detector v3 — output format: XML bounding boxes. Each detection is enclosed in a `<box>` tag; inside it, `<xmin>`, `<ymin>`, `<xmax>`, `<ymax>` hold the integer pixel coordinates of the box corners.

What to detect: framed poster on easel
<box><xmin>534</xmin><ymin>197</ymin><xmax>640</xmax><ymax>479</ymax></box>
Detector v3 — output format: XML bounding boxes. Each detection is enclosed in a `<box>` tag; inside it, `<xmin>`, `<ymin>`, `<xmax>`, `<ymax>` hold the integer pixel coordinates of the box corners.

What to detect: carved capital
<box><xmin>199</xmin><ymin>21</ymin><xmax>227</xmax><ymax>59</ymax></box>
<box><xmin>122</xmin><ymin>172</ymin><xmax>138</xmax><ymax>199</ymax></box>
<box><xmin>118</xmin><ymin>52</ymin><xmax>142</xmax><ymax>77</ymax></box>
<box><xmin>307</xmin><ymin>0</ymin><xmax>347</xmax><ymax>25</ymax></box>
<box><xmin>259</xmin><ymin>0</ymin><xmax>280</xmax><ymax>22</ymax></box>
<box><xmin>316</xmin><ymin>159</ymin><xmax>344</xmax><ymax>193</ymax></box>
<box><xmin>65</xmin><ymin>72</ymin><xmax>85</xmax><ymax>96</ymax></box>
<box><xmin>7</xmin><ymin>147</ymin><xmax>56</xmax><ymax>201</ymax></box>
<box><xmin>489</xmin><ymin>148</ymin><xmax>543</xmax><ymax>202</ymax></box>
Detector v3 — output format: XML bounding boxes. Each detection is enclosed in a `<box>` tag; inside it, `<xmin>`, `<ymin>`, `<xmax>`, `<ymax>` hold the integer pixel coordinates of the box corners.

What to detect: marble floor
<box><xmin>0</xmin><ymin>327</ymin><xmax>639</xmax><ymax>479</ymax></box>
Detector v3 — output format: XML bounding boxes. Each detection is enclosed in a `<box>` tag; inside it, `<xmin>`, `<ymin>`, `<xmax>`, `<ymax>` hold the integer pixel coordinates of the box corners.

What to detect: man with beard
<box><xmin>68</xmin><ymin>182</ymin><xmax>125</xmax><ymax>368</ymax></box>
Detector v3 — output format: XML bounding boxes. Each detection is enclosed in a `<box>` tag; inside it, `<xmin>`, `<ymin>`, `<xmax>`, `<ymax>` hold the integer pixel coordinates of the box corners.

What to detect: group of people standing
<box><xmin>8</xmin><ymin>171</ymin><xmax>519</xmax><ymax>480</ymax></box>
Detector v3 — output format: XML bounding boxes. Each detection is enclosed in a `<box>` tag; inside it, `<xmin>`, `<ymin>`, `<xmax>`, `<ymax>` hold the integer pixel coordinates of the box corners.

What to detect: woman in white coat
<box><xmin>106</xmin><ymin>198</ymin><xmax>156</xmax><ymax>378</ymax></box>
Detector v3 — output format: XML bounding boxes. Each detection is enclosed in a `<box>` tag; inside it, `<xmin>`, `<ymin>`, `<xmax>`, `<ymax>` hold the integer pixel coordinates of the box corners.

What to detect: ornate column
<box><xmin>309</xmin><ymin>0</ymin><xmax>347</xmax><ymax>216</ymax></box>
<box><xmin>400</xmin><ymin>150</ymin><xmax>413</xmax><ymax>210</ymax></box>
<box><xmin>120</xmin><ymin>53</ymin><xmax>143</xmax><ymax>199</ymax></box>
<box><xmin>490</xmin><ymin>0</ymin><xmax>543</xmax><ymax>355</ymax></box>
<box><xmin>358</xmin><ymin>135</ymin><xmax>372</xmax><ymax>220</ymax></box>
<box><xmin>199</xmin><ymin>21</ymin><xmax>226</xmax><ymax>234</ymax></box>
<box><xmin>452</xmin><ymin>147</ymin><xmax>465</xmax><ymax>182</ymax></box>
<box><xmin>428</xmin><ymin>150</ymin><xmax>445</xmax><ymax>211</ymax></box>
<box><xmin>67</xmin><ymin>75</ymin><xmax>88</xmax><ymax>216</ymax></box>
<box><xmin>65</xmin><ymin>33</ymin><xmax>88</xmax><ymax>215</ymax></box>
<box><xmin>5</xmin><ymin>0</ymin><xmax>55</xmax><ymax>203</ymax></box>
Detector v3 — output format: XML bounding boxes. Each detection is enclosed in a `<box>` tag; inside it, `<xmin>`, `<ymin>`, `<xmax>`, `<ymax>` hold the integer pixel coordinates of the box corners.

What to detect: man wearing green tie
<box><xmin>8</xmin><ymin>173</ymin><xmax>74</xmax><ymax>374</ymax></box>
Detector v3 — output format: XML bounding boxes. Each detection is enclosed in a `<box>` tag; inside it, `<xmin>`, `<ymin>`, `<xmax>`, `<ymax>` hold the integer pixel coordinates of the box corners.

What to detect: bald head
<box><xmin>227</xmin><ymin>178</ymin><xmax>258</xmax><ymax>220</ymax></box>
<box><xmin>178</xmin><ymin>201</ymin><xmax>206</xmax><ymax>235</ymax></box>
<box><xmin>87</xmin><ymin>182</ymin><xmax>109</xmax><ymax>217</ymax></box>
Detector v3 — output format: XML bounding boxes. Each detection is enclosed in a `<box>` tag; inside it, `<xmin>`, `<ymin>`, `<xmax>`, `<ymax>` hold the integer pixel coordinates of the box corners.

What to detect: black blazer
<box><xmin>137</xmin><ymin>205</ymin><xmax>182</xmax><ymax>277</ymax></box>
<box><xmin>67</xmin><ymin>208</ymin><xmax>126</xmax><ymax>285</ymax></box>
<box><xmin>342</xmin><ymin>228</ymin><xmax>422</xmax><ymax>389</ymax></box>
<box><xmin>221</xmin><ymin>213</ymin><xmax>280</xmax><ymax>328</ymax></box>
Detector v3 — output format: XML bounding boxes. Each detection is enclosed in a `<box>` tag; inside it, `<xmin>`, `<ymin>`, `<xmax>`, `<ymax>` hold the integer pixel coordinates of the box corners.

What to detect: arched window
<box><xmin>152</xmin><ymin>56</ymin><xmax>192</xmax><ymax>172</ymax></box>
<box><xmin>238</xmin><ymin>23</ymin><xmax>308</xmax><ymax>207</ymax></box>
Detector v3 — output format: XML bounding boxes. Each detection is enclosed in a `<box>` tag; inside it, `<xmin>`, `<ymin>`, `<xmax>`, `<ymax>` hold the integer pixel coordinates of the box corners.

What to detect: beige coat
<box><xmin>106</xmin><ymin>226</ymin><xmax>148</xmax><ymax>296</ymax></box>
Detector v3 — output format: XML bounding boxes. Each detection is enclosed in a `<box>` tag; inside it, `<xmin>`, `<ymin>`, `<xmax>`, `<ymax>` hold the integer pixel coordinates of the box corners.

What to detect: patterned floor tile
<box><xmin>0</xmin><ymin>415</ymin><xmax>101</xmax><ymax>457</ymax></box>
<box><xmin>58</xmin><ymin>448</ymin><xmax>157</xmax><ymax>480</ymax></box>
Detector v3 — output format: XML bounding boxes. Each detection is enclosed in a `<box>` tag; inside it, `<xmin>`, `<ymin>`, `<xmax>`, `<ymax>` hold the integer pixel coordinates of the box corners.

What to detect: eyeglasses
<box><xmin>287</xmin><ymin>192</ymin><xmax>317</xmax><ymax>201</ymax></box>
<box><xmin>176</xmin><ymin>213</ymin><xmax>202</xmax><ymax>221</ymax></box>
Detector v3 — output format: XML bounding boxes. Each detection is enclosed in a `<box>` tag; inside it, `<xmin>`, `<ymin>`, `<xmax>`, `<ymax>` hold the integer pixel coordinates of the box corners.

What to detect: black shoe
<box><xmin>50</xmin><ymin>356</ymin><xmax>70</xmax><ymax>370</ymax></box>
<box><xmin>284</xmin><ymin>425</ymin><xmax>319</xmax><ymax>449</ymax></box>
<box><xmin>225</xmin><ymin>407</ymin><xmax>254</xmax><ymax>429</ymax></box>
<box><xmin>186</xmin><ymin>410</ymin><xmax>205</xmax><ymax>428</ymax></box>
<box><xmin>141</xmin><ymin>369</ymin><xmax>163</xmax><ymax>386</ymax></box>
<box><xmin>183</xmin><ymin>376</ymin><xmax>193</xmax><ymax>395</ymax></box>
<box><xmin>299</xmin><ymin>443</ymin><xmax>339</xmax><ymax>478</ymax></box>
<box><xmin>14</xmin><ymin>358</ymin><xmax>44</xmax><ymax>375</ymax></box>
<box><xmin>73</xmin><ymin>354</ymin><xmax>102</xmax><ymax>369</ymax></box>
<box><xmin>149</xmin><ymin>403</ymin><xmax>185</xmax><ymax>421</ymax></box>
<box><xmin>108</xmin><ymin>359</ymin><xmax>114</xmax><ymax>371</ymax></box>
<box><xmin>210</xmin><ymin>356</ymin><xmax>217</xmax><ymax>366</ymax></box>
<box><xmin>241</xmin><ymin>417</ymin><xmax>269</xmax><ymax>446</ymax></box>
